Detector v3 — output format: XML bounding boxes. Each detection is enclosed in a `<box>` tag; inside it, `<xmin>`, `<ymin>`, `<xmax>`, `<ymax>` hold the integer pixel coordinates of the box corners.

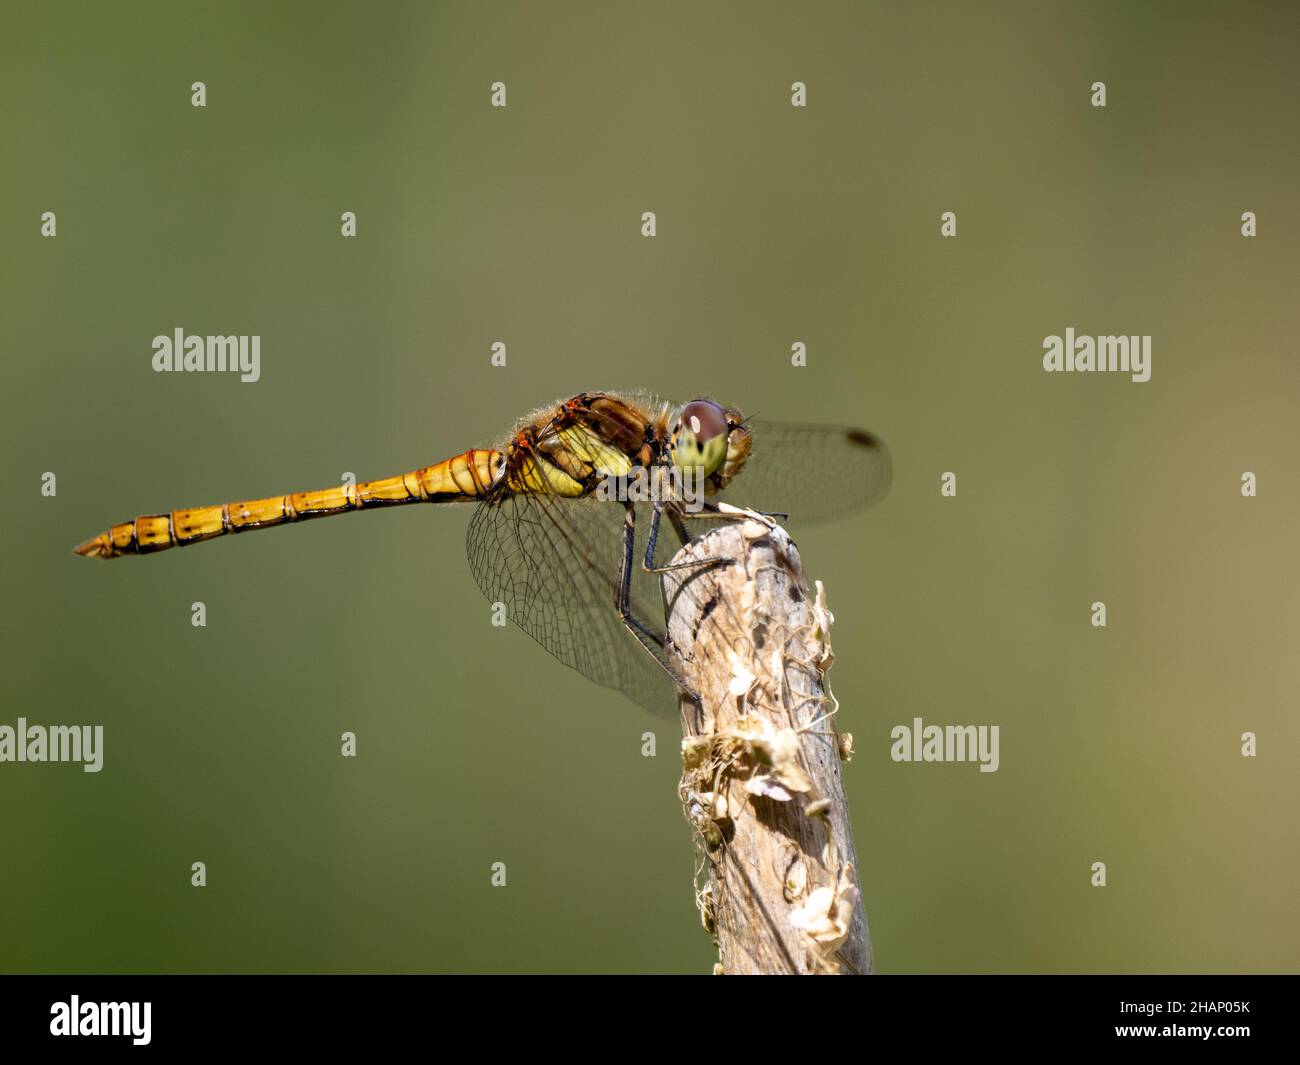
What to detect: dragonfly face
<box><xmin>74</xmin><ymin>391</ymin><xmax>890</xmax><ymax>715</ymax></box>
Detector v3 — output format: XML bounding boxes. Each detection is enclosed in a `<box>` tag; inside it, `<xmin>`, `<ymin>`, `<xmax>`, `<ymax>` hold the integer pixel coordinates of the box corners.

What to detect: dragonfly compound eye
<box><xmin>672</xmin><ymin>400</ymin><xmax>729</xmax><ymax>477</ymax></box>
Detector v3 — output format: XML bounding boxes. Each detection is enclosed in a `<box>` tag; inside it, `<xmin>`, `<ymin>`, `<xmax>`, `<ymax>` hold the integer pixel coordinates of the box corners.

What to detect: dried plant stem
<box><xmin>663</xmin><ymin>513</ymin><xmax>872</xmax><ymax>975</ymax></box>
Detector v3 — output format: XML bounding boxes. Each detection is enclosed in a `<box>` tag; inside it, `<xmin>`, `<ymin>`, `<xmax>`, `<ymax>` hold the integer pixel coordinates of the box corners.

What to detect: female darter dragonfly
<box><xmin>74</xmin><ymin>392</ymin><xmax>891</xmax><ymax>714</ymax></box>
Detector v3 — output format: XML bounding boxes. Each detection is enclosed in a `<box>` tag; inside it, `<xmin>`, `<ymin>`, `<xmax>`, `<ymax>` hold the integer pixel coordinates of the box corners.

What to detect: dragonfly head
<box><xmin>670</xmin><ymin>399</ymin><xmax>747</xmax><ymax>485</ymax></box>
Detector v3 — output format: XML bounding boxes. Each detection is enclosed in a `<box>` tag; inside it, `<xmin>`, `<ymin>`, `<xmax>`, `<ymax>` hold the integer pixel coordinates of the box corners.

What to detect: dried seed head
<box><xmin>804</xmin><ymin>798</ymin><xmax>832</xmax><ymax>820</ymax></box>
<box><xmin>784</xmin><ymin>857</ymin><xmax>808</xmax><ymax>901</ymax></box>
<box><xmin>838</xmin><ymin>731</ymin><xmax>855</xmax><ymax>761</ymax></box>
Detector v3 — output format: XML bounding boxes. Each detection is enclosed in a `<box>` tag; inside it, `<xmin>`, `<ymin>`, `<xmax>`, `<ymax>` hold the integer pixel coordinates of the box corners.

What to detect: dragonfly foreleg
<box><xmin>641</xmin><ymin>502</ymin><xmax>733</xmax><ymax>576</ymax></box>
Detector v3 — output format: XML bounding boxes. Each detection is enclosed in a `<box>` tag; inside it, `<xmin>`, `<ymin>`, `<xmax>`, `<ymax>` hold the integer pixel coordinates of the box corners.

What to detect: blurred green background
<box><xmin>2</xmin><ymin>1</ymin><xmax>1297</xmax><ymax>973</ymax></box>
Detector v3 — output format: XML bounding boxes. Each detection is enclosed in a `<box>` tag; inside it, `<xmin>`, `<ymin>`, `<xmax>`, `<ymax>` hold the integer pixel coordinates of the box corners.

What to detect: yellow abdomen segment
<box><xmin>73</xmin><ymin>449</ymin><xmax>503</xmax><ymax>559</ymax></box>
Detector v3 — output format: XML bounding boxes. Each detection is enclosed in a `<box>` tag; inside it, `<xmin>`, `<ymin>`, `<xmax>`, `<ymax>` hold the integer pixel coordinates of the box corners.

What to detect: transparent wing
<box><xmin>466</xmin><ymin>491</ymin><xmax>679</xmax><ymax>716</ymax></box>
<box><xmin>717</xmin><ymin>421</ymin><xmax>892</xmax><ymax>525</ymax></box>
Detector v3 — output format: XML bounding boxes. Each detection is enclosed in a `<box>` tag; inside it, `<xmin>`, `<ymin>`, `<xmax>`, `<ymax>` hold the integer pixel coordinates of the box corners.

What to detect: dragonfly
<box><xmin>74</xmin><ymin>391</ymin><xmax>891</xmax><ymax>714</ymax></box>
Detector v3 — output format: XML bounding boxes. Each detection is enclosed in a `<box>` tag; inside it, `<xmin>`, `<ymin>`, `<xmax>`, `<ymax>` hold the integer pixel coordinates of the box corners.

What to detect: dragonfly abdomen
<box><xmin>72</xmin><ymin>448</ymin><xmax>503</xmax><ymax>559</ymax></box>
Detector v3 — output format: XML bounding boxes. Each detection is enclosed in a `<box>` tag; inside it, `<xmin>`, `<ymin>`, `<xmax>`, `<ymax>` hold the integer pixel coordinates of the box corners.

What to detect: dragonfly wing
<box><xmin>717</xmin><ymin>421</ymin><xmax>893</xmax><ymax>525</ymax></box>
<box><xmin>466</xmin><ymin>492</ymin><xmax>677</xmax><ymax>715</ymax></box>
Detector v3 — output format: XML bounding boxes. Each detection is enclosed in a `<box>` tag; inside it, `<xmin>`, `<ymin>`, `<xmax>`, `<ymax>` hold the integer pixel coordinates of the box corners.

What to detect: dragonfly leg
<box><xmin>676</xmin><ymin>501</ymin><xmax>795</xmax><ymax>529</ymax></box>
<box><xmin>681</xmin><ymin>496</ymin><xmax>793</xmax><ymax>523</ymax></box>
<box><xmin>641</xmin><ymin>502</ymin><xmax>733</xmax><ymax>576</ymax></box>
<box><xmin>667</xmin><ymin>505</ymin><xmax>691</xmax><ymax>549</ymax></box>
<box><xmin>617</xmin><ymin>502</ymin><xmax>707</xmax><ymax>698</ymax></box>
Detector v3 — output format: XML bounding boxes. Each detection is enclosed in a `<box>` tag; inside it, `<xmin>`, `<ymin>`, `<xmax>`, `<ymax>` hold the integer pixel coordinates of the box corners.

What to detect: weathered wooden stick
<box><xmin>663</xmin><ymin>513</ymin><xmax>873</xmax><ymax>975</ymax></box>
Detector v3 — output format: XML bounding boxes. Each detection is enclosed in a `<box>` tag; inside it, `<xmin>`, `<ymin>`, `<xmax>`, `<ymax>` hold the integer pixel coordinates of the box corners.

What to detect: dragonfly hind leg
<box><xmin>616</xmin><ymin>501</ymin><xmax>711</xmax><ymax>703</ymax></box>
